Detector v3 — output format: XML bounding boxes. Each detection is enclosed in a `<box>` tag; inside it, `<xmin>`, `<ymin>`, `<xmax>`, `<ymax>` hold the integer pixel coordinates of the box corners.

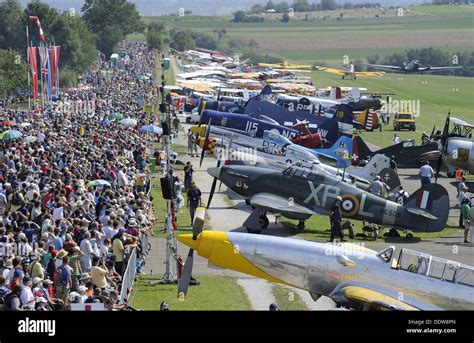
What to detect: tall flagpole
<box><xmin>26</xmin><ymin>25</ymin><xmax>31</xmax><ymax>110</ymax></box>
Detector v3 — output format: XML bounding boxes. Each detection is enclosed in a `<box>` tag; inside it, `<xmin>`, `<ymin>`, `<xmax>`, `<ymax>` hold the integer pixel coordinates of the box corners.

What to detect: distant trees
<box><xmin>146</xmin><ymin>22</ymin><xmax>166</xmax><ymax>51</ymax></box>
<box><xmin>246</xmin><ymin>0</ymin><xmax>383</xmax><ymax>14</ymax></box>
<box><xmin>0</xmin><ymin>49</ymin><xmax>28</xmax><ymax>98</ymax></box>
<box><xmin>82</xmin><ymin>0</ymin><xmax>145</xmax><ymax>58</ymax></box>
<box><xmin>213</xmin><ymin>28</ymin><xmax>227</xmax><ymax>44</ymax></box>
<box><xmin>320</xmin><ymin>0</ymin><xmax>337</xmax><ymax>11</ymax></box>
<box><xmin>275</xmin><ymin>2</ymin><xmax>291</xmax><ymax>13</ymax></box>
<box><xmin>0</xmin><ymin>0</ymin><xmax>95</xmax><ymax>72</ymax></box>
<box><xmin>250</xmin><ymin>4</ymin><xmax>264</xmax><ymax>14</ymax></box>
<box><xmin>232</xmin><ymin>10</ymin><xmax>264</xmax><ymax>23</ymax></box>
<box><xmin>0</xmin><ymin>0</ymin><xmax>25</xmax><ymax>51</ymax></box>
<box><xmin>169</xmin><ymin>29</ymin><xmax>196</xmax><ymax>52</ymax></box>
<box><xmin>192</xmin><ymin>32</ymin><xmax>218</xmax><ymax>50</ymax></box>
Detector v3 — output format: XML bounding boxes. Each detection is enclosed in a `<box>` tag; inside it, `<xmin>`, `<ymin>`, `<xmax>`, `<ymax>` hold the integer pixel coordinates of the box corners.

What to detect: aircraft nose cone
<box><xmin>177</xmin><ymin>233</ymin><xmax>201</xmax><ymax>251</ymax></box>
<box><xmin>207</xmin><ymin>166</ymin><xmax>222</xmax><ymax>179</ymax></box>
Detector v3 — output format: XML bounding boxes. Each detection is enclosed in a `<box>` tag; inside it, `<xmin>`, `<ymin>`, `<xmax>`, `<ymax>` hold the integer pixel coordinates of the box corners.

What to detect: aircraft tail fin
<box><xmin>348</xmin><ymin>87</ymin><xmax>360</xmax><ymax>99</ymax></box>
<box><xmin>260</xmin><ymin>85</ymin><xmax>272</xmax><ymax>96</ymax></box>
<box><xmin>360</xmin><ymin>153</ymin><xmax>389</xmax><ymax>176</ymax></box>
<box><xmin>330</xmin><ymin>87</ymin><xmax>342</xmax><ymax>99</ymax></box>
<box><xmin>403</xmin><ymin>183</ymin><xmax>449</xmax><ymax>232</ymax></box>
<box><xmin>352</xmin><ymin>135</ymin><xmax>372</xmax><ymax>160</ymax></box>
<box><xmin>378</xmin><ymin>167</ymin><xmax>401</xmax><ymax>191</ymax></box>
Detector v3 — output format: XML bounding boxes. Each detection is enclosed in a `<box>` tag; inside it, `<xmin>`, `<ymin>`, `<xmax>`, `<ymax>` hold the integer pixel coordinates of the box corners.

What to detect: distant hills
<box><xmin>19</xmin><ymin>0</ymin><xmax>427</xmax><ymax>16</ymax></box>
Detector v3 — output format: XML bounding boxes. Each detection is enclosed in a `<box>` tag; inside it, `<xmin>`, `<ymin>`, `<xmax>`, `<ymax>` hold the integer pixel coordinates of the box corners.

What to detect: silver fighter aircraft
<box><xmin>178</xmin><ymin>229</ymin><xmax>474</xmax><ymax>310</ymax></box>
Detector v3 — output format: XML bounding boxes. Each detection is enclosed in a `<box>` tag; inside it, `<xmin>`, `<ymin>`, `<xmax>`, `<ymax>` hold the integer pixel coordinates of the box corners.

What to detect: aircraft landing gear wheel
<box><xmin>406</xmin><ymin>233</ymin><xmax>413</xmax><ymax>239</ymax></box>
<box><xmin>258</xmin><ymin>215</ymin><xmax>269</xmax><ymax>230</ymax></box>
<box><xmin>246</xmin><ymin>227</ymin><xmax>262</xmax><ymax>234</ymax></box>
<box><xmin>245</xmin><ymin>199</ymin><xmax>251</xmax><ymax>206</ymax></box>
<box><xmin>185</xmin><ymin>117</ymin><xmax>191</xmax><ymax>123</ymax></box>
<box><xmin>297</xmin><ymin>220</ymin><xmax>305</xmax><ymax>230</ymax></box>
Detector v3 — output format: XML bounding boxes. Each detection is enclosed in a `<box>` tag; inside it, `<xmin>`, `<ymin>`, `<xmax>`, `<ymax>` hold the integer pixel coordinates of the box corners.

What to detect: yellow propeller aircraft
<box><xmin>315</xmin><ymin>64</ymin><xmax>385</xmax><ymax>80</ymax></box>
<box><xmin>177</xmin><ymin>209</ymin><xmax>474</xmax><ymax>310</ymax></box>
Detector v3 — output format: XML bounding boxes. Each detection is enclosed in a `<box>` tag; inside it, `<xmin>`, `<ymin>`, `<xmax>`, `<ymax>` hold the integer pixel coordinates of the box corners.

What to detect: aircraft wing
<box><xmin>329</xmin><ymin>283</ymin><xmax>441</xmax><ymax>310</ymax></box>
<box><xmin>315</xmin><ymin>67</ymin><xmax>384</xmax><ymax>77</ymax></box>
<box><xmin>367</xmin><ymin>64</ymin><xmax>401</xmax><ymax>70</ymax></box>
<box><xmin>331</xmin><ymin>283</ymin><xmax>420</xmax><ymax>311</ymax></box>
<box><xmin>250</xmin><ymin>193</ymin><xmax>317</xmax><ymax>215</ymax></box>
<box><xmin>429</xmin><ymin>66</ymin><xmax>462</xmax><ymax>71</ymax></box>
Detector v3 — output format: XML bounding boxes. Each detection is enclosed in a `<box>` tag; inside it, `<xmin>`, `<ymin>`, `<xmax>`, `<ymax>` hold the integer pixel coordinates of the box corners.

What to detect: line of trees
<box><xmin>0</xmin><ymin>0</ymin><xmax>145</xmax><ymax>95</ymax></box>
<box><xmin>250</xmin><ymin>1</ymin><xmax>385</xmax><ymax>14</ymax></box>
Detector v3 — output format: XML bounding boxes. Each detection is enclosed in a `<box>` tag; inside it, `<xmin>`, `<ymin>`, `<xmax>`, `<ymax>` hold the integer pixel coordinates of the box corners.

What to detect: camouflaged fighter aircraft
<box><xmin>207</xmin><ymin>164</ymin><xmax>449</xmax><ymax>233</ymax></box>
<box><xmin>177</xmin><ymin>221</ymin><xmax>474</xmax><ymax>310</ymax></box>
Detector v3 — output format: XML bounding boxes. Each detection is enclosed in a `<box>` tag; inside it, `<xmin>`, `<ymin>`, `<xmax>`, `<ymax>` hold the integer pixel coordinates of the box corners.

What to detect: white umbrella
<box><xmin>120</xmin><ymin>118</ymin><xmax>138</xmax><ymax>128</ymax></box>
<box><xmin>20</xmin><ymin>122</ymin><xmax>31</xmax><ymax>128</ymax></box>
<box><xmin>24</xmin><ymin>136</ymin><xmax>38</xmax><ymax>143</ymax></box>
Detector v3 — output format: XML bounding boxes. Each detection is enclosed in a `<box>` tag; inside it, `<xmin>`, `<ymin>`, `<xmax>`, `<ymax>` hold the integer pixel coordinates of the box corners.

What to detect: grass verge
<box><xmin>130</xmin><ymin>274</ymin><xmax>252</xmax><ymax>310</ymax></box>
<box><xmin>271</xmin><ymin>285</ymin><xmax>308</xmax><ymax>311</ymax></box>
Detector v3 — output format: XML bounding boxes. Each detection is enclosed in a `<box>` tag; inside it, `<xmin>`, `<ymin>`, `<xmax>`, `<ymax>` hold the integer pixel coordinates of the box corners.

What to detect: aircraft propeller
<box><xmin>199</xmin><ymin>119</ymin><xmax>212</xmax><ymax>168</ymax></box>
<box><xmin>177</xmin><ymin>208</ymin><xmax>205</xmax><ymax>298</ymax></box>
<box><xmin>197</xmin><ymin>97</ymin><xmax>206</xmax><ymax>125</ymax></box>
<box><xmin>435</xmin><ymin>113</ymin><xmax>450</xmax><ymax>181</ymax></box>
<box><xmin>206</xmin><ymin>135</ymin><xmax>226</xmax><ymax>209</ymax></box>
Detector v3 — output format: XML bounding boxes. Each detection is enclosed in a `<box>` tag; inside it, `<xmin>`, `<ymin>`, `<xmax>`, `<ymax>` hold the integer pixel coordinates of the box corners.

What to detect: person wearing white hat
<box><xmin>29</xmin><ymin>252</ymin><xmax>44</xmax><ymax>279</ymax></box>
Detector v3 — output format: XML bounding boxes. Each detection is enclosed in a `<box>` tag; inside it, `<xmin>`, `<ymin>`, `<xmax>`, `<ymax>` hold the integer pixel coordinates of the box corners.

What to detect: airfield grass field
<box><xmin>281</xmin><ymin>216</ymin><xmax>460</xmax><ymax>243</ymax></box>
<box><xmin>130</xmin><ymin>274</ymin><xmax>252</xmax><ymax>310</ymax></box>
<box><xmin>140</xmin><ymin>9</ymin><xmax>473</xmax><ymax>61</ymax></box>
<box><xmin>271</xmin><ymin>285</ymin><xmax>308</xmax><ymax>310</ymax></box>
<box><xmin>308</xmin><ymin>71</ymin><xmax>474</xmax><ymax>148</ymax></box>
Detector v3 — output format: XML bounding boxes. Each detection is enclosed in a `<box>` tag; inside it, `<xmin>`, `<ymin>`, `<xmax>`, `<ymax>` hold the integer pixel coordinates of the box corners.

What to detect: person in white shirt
<box><xmin>117</xmin><ymin>167</ymin><xmax>128</xmax><ymax>188</ymax></box>
<box><xmin>52</xmin><ymin>204</ymin><xmax>64</xmax><ymax>222</ymax></box>
<box><xmin>419</xmin><ymin>161</ymin><xmax>434</xmax><ymax>186</ymax></box>
<box><xmin>392</xmin><ymin>134</ymin><xmax>400</xmax><ymax>145</ymax></box>
<box><xmin>20</xmin><ymin>277</ymin><xmax>35</xmax><ymax>309</ymax></box>
<box><xmin>80</xmin><ymin>231</ymin><xmax>93</xmax><ymax>272</ymax></box>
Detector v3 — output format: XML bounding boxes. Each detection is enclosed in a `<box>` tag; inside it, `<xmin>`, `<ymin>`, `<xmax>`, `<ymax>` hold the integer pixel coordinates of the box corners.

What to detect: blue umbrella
<box><xmin>1</xmin><ymin>130</ymin><xmax>23</xmax><ymax>140</ymax></box>
<box><xmin>139</xmin><ymin>125</ymin><xmax>163</xmax><ymax>135</ymax></box>
<box><xmin>100</xmin><ymin>119</ymin><xmax>112</xmax><ymax>126</ymax></box>
<box><xmin>87</xmin><ymin>179</ymin><xmax>111</xmax><ymax>188</ymax></box>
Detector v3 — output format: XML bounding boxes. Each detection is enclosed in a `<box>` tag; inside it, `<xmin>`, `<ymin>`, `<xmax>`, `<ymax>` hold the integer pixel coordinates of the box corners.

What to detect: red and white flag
<box><xmin>28</xmin><ymin>47</ymin><xmax>39</xmax><ymax>99</ymax></box>
<box><xmin>29</xmin><ymin>16</ymin><xmax>45</xmax><ymax>42</ymax></box>
<box><xmin>49</xmin><ymin>46</ymin><xmax>60</xmax><ymax>90</ymax></box>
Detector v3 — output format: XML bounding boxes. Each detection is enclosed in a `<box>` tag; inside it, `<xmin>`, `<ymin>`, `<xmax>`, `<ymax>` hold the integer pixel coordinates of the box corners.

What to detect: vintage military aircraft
<box><xmin>353</xmin><ymin>110</ymin><xmax>381</xmax><ymax>132</ymax></box>
<box><xmin>353</xmin><ymin>135</ymin><xmax>440</xmax><ymax>168</ymax></box>
<box><xmin>435</xmin><ymin>116</ymin><xmax>474</xmax><ymax>177</ymax></box>
<box><xmin>196</xmin><ymin>109</ymin><xmax>324</xmax><ymax>148</ymax></box>
<box><xmin>276</xmin><ymin>88</ymin><xmax>383</xmax><ymax>112</ymax></box>
<box><xmin>244</xmin><ymin>98</ymin><xmax>353</xmax><ymax>140</ymax></box>
<box><xmin>207</xmin><ymin>163</ymin><xmax>449</xmax><ymax>233</ymax></box>
<box><xmin>177</xmin><ymin>223</ymin><xmax>474</xmax><ymax>310</ymax></box>
<box><xmin>368</xmin><ymin>60</ymin><xmax>462</xmax><ymax>74</ymax></box>
<box><xmin>314</xmin><ymin>64</ymin><xmax>385</xmax><ymax>80</ymax></box>
<box><xmin>198</xmin><ymin>128</ymin><xmax>398</xmax><ymax>195</ymax></box>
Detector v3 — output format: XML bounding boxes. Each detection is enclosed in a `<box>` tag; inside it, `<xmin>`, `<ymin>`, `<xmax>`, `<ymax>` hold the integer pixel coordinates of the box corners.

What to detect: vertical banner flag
<box><xmin>38</xmin><ymin>47</ymin><xmax>49</xmax><ymax>99</ymax></box>
<box><xmin>27</xmin><ymin>47</ymin><xmax>39</xmax><ymax>99</ymax></box>
<box><xmin>47</xmin><ymin>49</ymin><xmax>52</xmax><ymax>99</ymax></box>
<box><xmin>29</xmin><ymin>16</ymin><xmax>45</xmax><ymax>42</ymax></box>
<box><xmin>49</xmin><ymin>46</ymin><xmax>60</xmax><ymax>92</ymax></box>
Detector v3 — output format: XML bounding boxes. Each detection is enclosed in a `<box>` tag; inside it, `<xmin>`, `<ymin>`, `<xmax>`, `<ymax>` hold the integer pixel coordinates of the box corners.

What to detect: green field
<box><xmin>307</xmin><ymin>71</ymin><xmax>474</xmax><ymax>148</ymax></box>
<box><xmin>131</xmin><ymin>274</ymin><xmax>251</xmax><ymax>310</ymax></box>
<box><xmin>272</xmin><ymin>285</ymin><xmax>308</xmax><ymax>310</ymax></box>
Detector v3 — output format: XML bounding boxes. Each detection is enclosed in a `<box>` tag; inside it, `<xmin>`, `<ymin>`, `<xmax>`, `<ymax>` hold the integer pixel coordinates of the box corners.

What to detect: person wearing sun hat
<box><xmin>29</xmin><ymin>251</ymin><xmax>44</xmax><ymax>279</ymax></box>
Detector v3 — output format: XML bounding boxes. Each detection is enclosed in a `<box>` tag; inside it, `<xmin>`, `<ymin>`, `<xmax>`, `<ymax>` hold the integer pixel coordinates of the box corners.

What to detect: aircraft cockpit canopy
<box><xmin>397</xmin><ymin>249</ymin><xmax>474</xmax><ymax>287</ymax></box>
